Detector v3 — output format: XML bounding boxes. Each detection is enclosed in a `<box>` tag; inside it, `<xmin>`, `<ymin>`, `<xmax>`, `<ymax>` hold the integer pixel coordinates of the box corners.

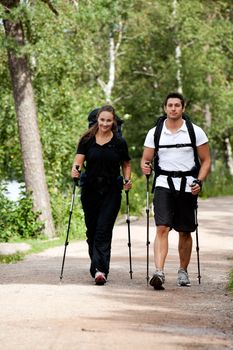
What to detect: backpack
<box><xmin>88</xmin><ymin>108</ymin><xmax>123</xmax><ymax>137</ymax></box>
<box><xmin>152</xmin><ymin>113</ymin><xmax>200</xmax><ymax>193</ymax></box>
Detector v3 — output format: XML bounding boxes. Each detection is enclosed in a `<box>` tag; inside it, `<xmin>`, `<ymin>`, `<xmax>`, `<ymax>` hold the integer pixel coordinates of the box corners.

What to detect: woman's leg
<box><xmin>92</xmin><ymin>190</ymin><xmax>121</xmax><ymax>277</ymax></box>
<box><xmin>81</xmin><ymin>190</ymin><xmax>100</xmax><ymax>277</ymax></box>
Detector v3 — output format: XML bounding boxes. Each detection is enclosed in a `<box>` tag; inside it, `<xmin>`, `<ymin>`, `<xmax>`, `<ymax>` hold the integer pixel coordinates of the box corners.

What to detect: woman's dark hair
<box><xmin>164</xmin><ymin>92</ymin><xmax>185</xmax><ymax>108</ymax></box>
<box><xmin>79</xmin><ymin>105</ymin><xmax>117</xmax><ymax>144</ymax></box>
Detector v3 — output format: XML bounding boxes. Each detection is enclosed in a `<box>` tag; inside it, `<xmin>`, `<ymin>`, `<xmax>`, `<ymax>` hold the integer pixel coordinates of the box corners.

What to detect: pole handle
<box><xmin>73</xmin><ymin>165</ymin><xmax>81</xmax><ymax>186</ymax></box>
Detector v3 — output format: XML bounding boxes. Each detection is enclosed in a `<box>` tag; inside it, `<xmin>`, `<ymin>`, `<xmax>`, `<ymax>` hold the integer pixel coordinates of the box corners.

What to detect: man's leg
<box><xmin>154</xmin><ymin>225</ymin><xmax>170</xmax><ymax>270</ymax></box>
<box><xmin>150</xmin><ymin>225</ymin><xmax>169</xmax><ymax>289</ymax></box>
<box><xmin>178</xmin><ymin>232</ymin><xmax>192</xmax><ymax>270</ymax></box>
<box><xmin>151</xmin><ymin>187</ymin><xmax>173</xmax><ymax>289</ymax></box>
<box><xmin>177</xmin><ymin>232</ymin><xmax>192</xmax><ymax>286</ymax></box>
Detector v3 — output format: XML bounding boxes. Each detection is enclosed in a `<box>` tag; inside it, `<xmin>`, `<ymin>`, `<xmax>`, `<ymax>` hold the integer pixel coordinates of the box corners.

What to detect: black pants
<box><xmin>81</xmin><ymin>187</ymin><xmax>121</xmax><ymax>278</ymax></box>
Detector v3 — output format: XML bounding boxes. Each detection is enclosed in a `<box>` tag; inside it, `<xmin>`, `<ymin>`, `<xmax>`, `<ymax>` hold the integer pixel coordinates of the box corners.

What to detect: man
<box><xmin>141</xmin><ymin>92</ymin><xmax>211</xmax><ymax>290</ymax></box>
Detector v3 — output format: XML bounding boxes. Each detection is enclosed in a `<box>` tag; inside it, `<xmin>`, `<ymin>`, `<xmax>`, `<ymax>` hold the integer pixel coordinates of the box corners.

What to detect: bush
<box><xmin>228</xmin><ymin>268</ymin><xmax>233</xmax><ymax>292</ymax></box>
<box><xmin>120</xmin><ymin>165</ymin><xmax>233</xmax><ymax>219</ymax></box>
<box><xmin>52</xmin><ymin>174</ymin><xmax>148</xmax><ymax>239</ymax></box>
<box><xmin>0</xmin><ymin>185</ymin><xmax>44</xmax><ymax>242</ymax></box>
<box><xmin>119</xmin><ymin>172</ymin><xmax>153</xmax><ymax>217</ymax></box>
<box><xmin>202</xmin><ymin>163</ymin><xmax>233</xmax><ymax>198</ymax></box>
<box><xmin>50</xmin><ymin>185</ymin><xmax>86</xmax><ymax>240</ymax></box>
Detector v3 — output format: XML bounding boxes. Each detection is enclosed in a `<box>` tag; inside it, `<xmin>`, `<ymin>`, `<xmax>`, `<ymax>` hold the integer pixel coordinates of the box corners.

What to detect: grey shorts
<box><xmin>153</xmin><ymin>187</ymin><xmax>198</xmax><ymax>233</ymax></box>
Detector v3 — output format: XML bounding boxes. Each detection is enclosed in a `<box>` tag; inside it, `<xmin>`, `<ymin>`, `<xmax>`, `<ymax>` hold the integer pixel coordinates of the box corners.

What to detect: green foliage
<box><xmin>0</xmin><ymin>0</ymin><xmax>233</xmax><ymax>235</ymax></box>
<box><xmin>0</xmin><ymin>185</ymin><xmax>44</xmax><ymax>242</ymax></box>
<box><xmin>202</xmin><ymin>162</ymin><xmax>233</xmax><ymax>198</ymax></box>
<box><xmin>228</xmin><ymin>266</ymin><xmax>233</xmax><ymax>292</ymax></box>
<box><xmin>14</xmin><ymin>193</ymin><xmax>45</xmax><ymax>239</ymax></box>
<box><xmin>0</xmin><ymin>237</ymin><xmax>65</xmax><ymax>264</ymax></box>
<box><xmin>0</xmin><ymin>252</ymin><xmax>25</xmax><ymax>264</ymax></box>
<box><xmin>50</xmin><ymin>185</ymin><xmax>86</xmax><ymax>240</ymax></box>
<box><xmin>120</xmin><ymin>172</ymin><xmax>149</xmax><ymax>216</ymax></box>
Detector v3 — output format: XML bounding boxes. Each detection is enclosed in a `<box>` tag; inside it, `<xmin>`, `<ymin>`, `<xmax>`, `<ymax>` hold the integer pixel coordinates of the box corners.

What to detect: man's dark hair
<box><xmin>164</xmin><ymin>92</ymin><xmax>185</xmax><ymax>108</ymax></box>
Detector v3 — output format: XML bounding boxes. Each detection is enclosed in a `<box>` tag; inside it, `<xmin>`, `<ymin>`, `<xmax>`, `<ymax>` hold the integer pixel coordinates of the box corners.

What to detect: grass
<box><xmin>228</xmin><ymin>274</ymin><xmax>233</xmax><ymax>291</ymax></box>
<box><xmin>227</xmin><ymin>260</ymin><xmax>233</xmax><ymax>293</ymax></box>
<box><xmin>0</xmin><ymin>252</ymin><xmax>26</xmax><ymax>264</ymax></box>
<box><xmin>0</xmin><ymin>236</ymin><xmax>79</xmax><ymax>264</ymax></box>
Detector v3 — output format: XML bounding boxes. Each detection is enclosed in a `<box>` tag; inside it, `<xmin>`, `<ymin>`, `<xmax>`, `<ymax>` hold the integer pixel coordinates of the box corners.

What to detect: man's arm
<box><xmin>140</xmin><ymin>147</ymin><xmax>155</xmax><ymax>175</ymax></box>
<box><xmin>197</xmin><ymin>143</ymin><xmax>211</xmax><ymax>182</ymax></box>
<box><xmin>191</xmin><ymin>142</ymin><xmax>211</xmax><ymax>195</ymax></box>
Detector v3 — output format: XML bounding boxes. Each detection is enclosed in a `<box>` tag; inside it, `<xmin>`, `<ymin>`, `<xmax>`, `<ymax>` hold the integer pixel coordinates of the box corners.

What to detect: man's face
<box><xmin>164</xmin><ymin>98</ymin><xmax>184</xmax><ymax>120</ymax></box>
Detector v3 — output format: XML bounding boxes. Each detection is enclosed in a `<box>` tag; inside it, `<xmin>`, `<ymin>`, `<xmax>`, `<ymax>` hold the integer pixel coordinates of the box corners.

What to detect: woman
<box><xmin>71</xmin><ymin>105</ymin><xmax>132</xmax><ymax>285</ymax></box>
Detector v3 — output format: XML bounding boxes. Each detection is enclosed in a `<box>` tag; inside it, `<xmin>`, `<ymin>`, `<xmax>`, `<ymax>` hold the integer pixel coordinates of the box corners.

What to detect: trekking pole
<box><xmin>146</xmin><ymin>173</ymin><xmax>150</xmax><ymax>286</ymax></box>
<box><xmin>59</xmin><ymin>166</ymin><xmax>80</xmax><ymax>282</ymax></box>
<box><xmin>194</xmin><ymin>201</ymin><xmax>201</xmax><ymax>284</ymax></box>
<box><xmin>125</xmin><ymin>188</ymin><xmax>133</xmax><ymax>279</ymax></box>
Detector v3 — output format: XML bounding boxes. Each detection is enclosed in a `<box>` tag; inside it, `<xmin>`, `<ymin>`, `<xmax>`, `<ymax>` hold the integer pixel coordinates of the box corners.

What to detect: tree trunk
<box><xmin>172</xmin><ymin>0</ymin><xmax>183</xmax><ymax>93</ymax></box>
<box><xmin>225</xmin><ymin>137</ymin><xmax>233</xmax><ymax>176</ymax></box>
<box><xmin>97</xmin><ymin>22</ymin><xmax>123</xmax><ymax>103</ymax></box>
<box><xmin>2</xmin><ymin>11</ymin><xmax>55</xmax><ymax>237</ymax></box>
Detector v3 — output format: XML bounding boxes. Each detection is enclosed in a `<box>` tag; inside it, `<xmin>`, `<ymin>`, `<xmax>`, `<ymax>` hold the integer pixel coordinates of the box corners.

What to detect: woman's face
<box><xmin>97</xmin><ymin>111</ymin><xmax>114</xmax><ymax>132</ymax></box>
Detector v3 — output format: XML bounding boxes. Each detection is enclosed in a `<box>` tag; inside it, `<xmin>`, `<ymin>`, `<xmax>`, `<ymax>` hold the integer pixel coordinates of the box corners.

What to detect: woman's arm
<box><xmin>71</xmin><ymin>154</ymin><xmax>85</xmax><ymax>179</ymax></box>
<box><xmin>122</xmin><ymin>160</ymin><xmax>132</xmax><ymax>190</ymax></box>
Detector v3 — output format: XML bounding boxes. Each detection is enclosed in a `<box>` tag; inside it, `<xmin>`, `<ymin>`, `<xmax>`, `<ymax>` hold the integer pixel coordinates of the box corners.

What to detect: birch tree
<box><xmin>97</xmin><ymin>22</ymin><xmax>123</xmax><ymax>103</ymax></box>
<box><xmin>172</xmin><ymin>0</ymin><xmax>182</xmax><ymax>94</ymax></box>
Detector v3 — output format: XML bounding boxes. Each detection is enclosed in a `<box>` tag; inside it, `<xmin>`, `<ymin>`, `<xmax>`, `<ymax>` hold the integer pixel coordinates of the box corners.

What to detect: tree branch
<box><xmin>40</xmin><ymin>0</ymin><xmax>59</xmax><ymax>16</ymax></box>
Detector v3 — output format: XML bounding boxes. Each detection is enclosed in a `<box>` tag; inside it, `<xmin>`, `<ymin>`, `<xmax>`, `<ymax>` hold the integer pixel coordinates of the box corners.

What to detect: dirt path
<box><xmin>0</xmin><ymin>196</ymin><xmax>233</xmax><ymax>350</ymax></box>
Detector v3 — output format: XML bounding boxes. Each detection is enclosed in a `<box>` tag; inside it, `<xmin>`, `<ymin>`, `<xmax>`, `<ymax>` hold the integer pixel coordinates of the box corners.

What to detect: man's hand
<box><xmin>190</xmin><ymin>179</ymin><xmax>202</xmax><ymax>195</ymax></box>
<box><xmin>141</xmin><ymin>161</ymin><xmax>152</xmax><ymax>176</ymax></box>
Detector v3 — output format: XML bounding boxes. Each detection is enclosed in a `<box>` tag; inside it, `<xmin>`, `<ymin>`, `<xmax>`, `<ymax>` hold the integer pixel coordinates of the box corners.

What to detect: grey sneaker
<box><xmin>149</xmin><ymin>271</ymin><xmax>165</xmax><ymax>290</ymax></box>
<box><xmin>177</xmin><ymin>268</ymin><xmax>191</xmax><ymax>287</ymax></box>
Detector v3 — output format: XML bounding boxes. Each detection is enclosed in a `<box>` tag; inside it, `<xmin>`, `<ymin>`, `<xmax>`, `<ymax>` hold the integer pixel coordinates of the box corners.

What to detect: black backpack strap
<box><xmin>183</xmin><ymin>114</ymin><xmax>200</xmax><ymax>175</ymax></box>
<box><xmin>159</xmin><ymin>143</ymin><xmax>192</xmax><ymax>149</ymax></box>
<box><xmin>154</xmin><ymin>115</ymin><xmax>166</xmax><ymax>150</ymax></box>
<box><xmin>152</xmin><ymin>116</ymin><xmax>166</xmax><ymax>193</ymax></box>
<box><xmin>183</xmin><ymin>114</ymin><xmax>196</xmax><ymax>147</ymax></box>
<box><xmin>152</xmin><ymin>113</ymin><xmax>200</xmax><ymax>193</ymax></box>
<box><xmin>166</xmin><ymin>175</ymin><xmax>187</xmax><ymax>196</ymax></box>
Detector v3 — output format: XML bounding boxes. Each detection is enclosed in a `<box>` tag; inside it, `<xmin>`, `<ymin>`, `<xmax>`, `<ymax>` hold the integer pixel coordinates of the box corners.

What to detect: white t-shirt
<box><xmin>144</xmin><ymin>120</ymin><xmax>208</xmax><ymax>192</ymax></box>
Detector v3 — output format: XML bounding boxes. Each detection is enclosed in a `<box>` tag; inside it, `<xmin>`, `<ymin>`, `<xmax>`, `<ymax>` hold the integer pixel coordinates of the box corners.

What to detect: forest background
<box><xmin>0</xmin><ymin>0</ymin><xmax>233</xmax><ymax>253</ymax></box>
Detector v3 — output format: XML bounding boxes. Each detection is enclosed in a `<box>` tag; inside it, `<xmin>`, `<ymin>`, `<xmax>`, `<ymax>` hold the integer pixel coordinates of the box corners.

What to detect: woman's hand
<box><xmin>71</xmin><ymin>165</ymin><xmax>81</xmax><ymax>179</ymax></box>
<box><xmin>124</xmin><ymin>179</ymin><xmax>132</xmax><ymax>191</ymax></box>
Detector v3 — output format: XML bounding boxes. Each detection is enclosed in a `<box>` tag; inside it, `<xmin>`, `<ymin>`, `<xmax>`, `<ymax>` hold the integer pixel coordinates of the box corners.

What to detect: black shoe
<box><xmin>149</xmin><ymin>271</ymin><xmax>165</xmax><ymax>290</ymax></box>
